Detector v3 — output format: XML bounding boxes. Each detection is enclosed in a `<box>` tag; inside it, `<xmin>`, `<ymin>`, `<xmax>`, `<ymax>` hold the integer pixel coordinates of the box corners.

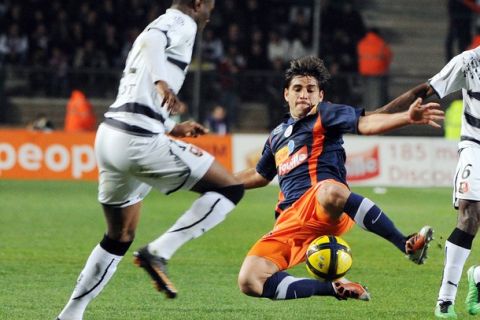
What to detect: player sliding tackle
<box><xmin>235</xmin><ymin>56</ymin><xmax>443</xmax><ymax>302</ymax></box>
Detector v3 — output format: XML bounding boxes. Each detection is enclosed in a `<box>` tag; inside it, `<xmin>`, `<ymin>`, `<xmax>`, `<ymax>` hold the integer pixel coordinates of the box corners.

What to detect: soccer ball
<box><xmin>305</xmin><ymin>235</ymin><xmax>352</xmax><ymax>281</ymax></box>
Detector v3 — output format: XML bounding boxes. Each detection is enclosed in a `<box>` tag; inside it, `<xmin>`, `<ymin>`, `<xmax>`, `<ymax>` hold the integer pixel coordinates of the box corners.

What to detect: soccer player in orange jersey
<box><xmin>235</xmin><ymin>56</ymin><xmax>442</xmax><ymax>301</ymax></box>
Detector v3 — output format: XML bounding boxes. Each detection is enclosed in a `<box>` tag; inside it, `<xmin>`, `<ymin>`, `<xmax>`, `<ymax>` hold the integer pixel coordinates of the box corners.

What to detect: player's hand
<box><xmin>155</xmin><ymin>80</ymin><xmax>186</xmax><ymax>115</ymax></box>
<box><xmin>170</xmin><ymin>120</ymin><xmax>209</xmax><ymax>138</ymax></box>
<box><xmin>408</xmin><ymin>98</ymin><xmax>444</xmax><ymax>128</ymax></box>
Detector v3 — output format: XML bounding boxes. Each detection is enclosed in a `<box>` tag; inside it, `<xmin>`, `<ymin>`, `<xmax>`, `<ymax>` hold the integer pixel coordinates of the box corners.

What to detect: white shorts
<box><xmin>95</xmin><ymin>123</ymin><xmax>214</xmax><ymax>207</ymax></box>
<box><xmin>453</xmin><ymin>146</ymin><xmax>480</xmax><ymax>208</ymax></box>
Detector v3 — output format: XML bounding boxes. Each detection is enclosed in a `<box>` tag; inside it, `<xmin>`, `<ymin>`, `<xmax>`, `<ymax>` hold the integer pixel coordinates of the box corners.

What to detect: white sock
<box><xmin>474</xmin><ymin>266</ymin><xmax>480</xmax><ymax>284</ymax></box>
<box><xmin>57</xmin><ymin>245</ymin><xmax>123</xmax><ymax>320</ymax></box>
<box><xmin>437</xmin><ymin>240</ymin><xmax>471</xmax><ymax>304</ymax></box>
<box><xmin>148</xmin><ymin>191</ymin><xmax>235</xmax><ymax>259</ymax></box>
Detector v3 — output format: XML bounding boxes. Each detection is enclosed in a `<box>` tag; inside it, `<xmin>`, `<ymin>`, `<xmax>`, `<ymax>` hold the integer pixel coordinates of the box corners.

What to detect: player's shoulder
<box><xmin>153</xmin><ymin>9</ymin><xmax>196</xmax><ymax>32</ymax></box>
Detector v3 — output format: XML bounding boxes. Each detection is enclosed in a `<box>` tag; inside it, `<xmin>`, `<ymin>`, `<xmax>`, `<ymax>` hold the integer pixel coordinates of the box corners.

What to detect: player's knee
<box><xmin>238</xmin><ymin>273</ymin><xmax>262</xmax><ymax>297</ymax></box>
<box><xmin>316</xmin><ymin>183</ymin><xmax>349</xmax><ymax>218</ymax></box>
<box><xmin>107</xmin><ymin>227</ymin><xmax>136</xmax><ymax>242</ymax></box>
<box><xmin>214</xmin><ymin>184</ymin><xmax>245</xmax><ymax>205</ymax></box>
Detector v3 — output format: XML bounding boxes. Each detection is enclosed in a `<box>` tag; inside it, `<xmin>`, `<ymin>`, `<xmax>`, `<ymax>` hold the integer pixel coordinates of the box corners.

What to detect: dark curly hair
<box><xmin>284</xmin><ymin>56</ymin><xmax>331</xmax><ymax>90</ymax></box>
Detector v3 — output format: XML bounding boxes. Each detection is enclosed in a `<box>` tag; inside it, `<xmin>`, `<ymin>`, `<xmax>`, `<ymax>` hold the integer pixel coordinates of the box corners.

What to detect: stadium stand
<box><xmin>0</xmin><ymin>0</ymin><xmax>455</xmax><ymax>135</ymax></box>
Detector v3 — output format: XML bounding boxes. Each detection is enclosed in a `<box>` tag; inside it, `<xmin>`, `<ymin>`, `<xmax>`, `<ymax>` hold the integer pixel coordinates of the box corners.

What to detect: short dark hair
<box><xmin>284</xmin><ymin>56</ymin><xmax>331</xmax><ymax>89</ymax></box>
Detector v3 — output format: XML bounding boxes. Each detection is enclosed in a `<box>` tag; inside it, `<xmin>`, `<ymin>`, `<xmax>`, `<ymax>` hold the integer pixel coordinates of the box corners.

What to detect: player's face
<box><xmin>284</xmin><ymin>76</ymin><xmax>324</xmax><ymax>120</ymax></box>
<box><xmin>196</xmin><ymin>0</ymin><xmax>215</xmax><ymax>31</ymax></box>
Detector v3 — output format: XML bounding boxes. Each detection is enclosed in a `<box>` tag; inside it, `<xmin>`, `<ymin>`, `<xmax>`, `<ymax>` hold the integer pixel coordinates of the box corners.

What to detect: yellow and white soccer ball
<box><xmin>305</xmin><ymin>235</ymin><xmax>352</xmax><ymax>281</ymax></box>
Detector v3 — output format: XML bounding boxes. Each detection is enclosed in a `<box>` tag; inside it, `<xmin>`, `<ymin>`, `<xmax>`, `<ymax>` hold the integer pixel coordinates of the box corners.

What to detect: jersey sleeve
<box><xmin>142</xmin><ymin>29</ymin><xmax>169</xmax><ymax>84</ymax></box>
<box><xmin>319</xmin><ymin>102</ymin><xmax>364</xmax><ymax>134</ymax></box>
<box><xmin>428</xmin><ymin>47</ymin><xmax>480</xmax><ymax>98</ymax></box>
<box><xmin>256</xmin><ymin>137</ymin><xmax>277</xmax><ymax>181</ymax></box>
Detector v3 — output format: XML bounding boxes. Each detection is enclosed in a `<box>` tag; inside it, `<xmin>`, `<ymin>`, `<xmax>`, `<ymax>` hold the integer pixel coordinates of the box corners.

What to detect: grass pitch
<box><xmin>0</xmin><ymin>180</ymin><xmax>474</xmax><ymax>319</ymax></box>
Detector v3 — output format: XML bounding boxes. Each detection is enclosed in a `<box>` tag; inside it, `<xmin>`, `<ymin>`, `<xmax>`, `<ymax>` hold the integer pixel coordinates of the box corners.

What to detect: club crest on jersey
<box><xmin>459</xmin><ymin>181</ymin><xmax>469</xmax><ymax>194</ymax></box>
<box><xmin>278</xmin><ymin>146</ymin><xmax>308</xmax><ymax>176</ymax></box>
<box><xmin>284</xmin><ymin>125</ymin><xmax>293</xmax><ymax>138</ymax></box>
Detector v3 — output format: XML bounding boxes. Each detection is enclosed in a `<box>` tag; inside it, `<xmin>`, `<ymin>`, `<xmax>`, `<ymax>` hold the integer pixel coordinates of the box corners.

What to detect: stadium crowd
<box><xmin>0</xmin><ymin>0</ymin><xmax>365</xmax><ymax>73</ymax></box>
<box><xmin>0</xmin><ymin>0</ymin><xmax>368</xmax><ymax>129</ymax></box>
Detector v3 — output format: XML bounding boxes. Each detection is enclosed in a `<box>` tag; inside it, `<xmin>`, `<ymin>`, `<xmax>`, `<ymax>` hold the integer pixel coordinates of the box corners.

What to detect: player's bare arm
<box><xmin>367</xmin><ymin>82</ymin><xmax>436</xmax><ymax>115</ymax></box>
<box><xmin>358</xmin><ymin>98</ymin><xmax>443</xmax><ymax>135</ymax></box>
<box><xmin>170</xmin><ymin>120</ymin><xmax>209</xmax><ymax>137</ymax></box>
<box><xmin>235</xmin><ymin>168</ymin><xmax>270</xmax><ymax>189</ymax></box>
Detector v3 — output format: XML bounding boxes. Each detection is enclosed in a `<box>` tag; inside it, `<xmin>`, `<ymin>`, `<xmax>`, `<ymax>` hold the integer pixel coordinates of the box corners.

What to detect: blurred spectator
<box><xmin>205</xmin><ymin>104</ymin><xmax>229</xmax><ymax>135</ymax></box>
<box><xmin>29</xmin><ymin>23</ymin><xmax>49</xmax><ymax>66</ymax></box>
<box><xmin>218</xmin><ymin>45</ymin><xmax>245</xmax><ymax>129</ymax></box>
<box><xmin>267</xmin><ymin>30</ymin><xmax>290</xmax><ymax>68</ymax></box>
<box><xmin>357</xmin><ymin>27</ymin><xmax>393</xmax><ymax>109</ymax></box>
<box><xmin>289</xmin><ymin>29</ymin><xmax>313</xmax><ymax>59</ymax></box>
<box><xmin>64</xmin><ymin>89</ymin><xmax>96</xmax><ymax>132</ymax></box>
<box><xmin>243</xmin><ymin>0</ymin><xmax>266</xmax><ymax>32</ymax></box>
<box><xmin>223</xmin><ymin>23</ymin><xmax>246</xmax><ymax>54</ymax></box>
<box><xmin>245</xmin><ymin>28</ymin><xmax>269</xmax><ymax>70</ymax></box>
<box><xmin>0</xmin><ymin>23</ymin><xmax>28</xmax><ymax>65</ymax></box>
<box><xmin>27</xmin><ymin>113</ymin><xmax>54</xmax><ymax>132</ymax></box>
<box><xmin>48</xmin><ymin>47</ymin><xmax>69</xmax><ymax>96</ymax></box>
<box><xmin>74</xmin><ymin>39</ymin><xmax>107</xmax><ymax>69</ymax></box>
<box><xmin>201</xmin><ymin>28</ymin><xmax>224</xmax><ymax>65</ymax></box>
<box><xmin>446</xmin><ymin>0</ymin><xmax>473</xmax><ymax>61</ymax></box>
<box><xmin>102</xmin><ymin>23</ymin><xmax>122</xmax><ymax>68</ymax></box>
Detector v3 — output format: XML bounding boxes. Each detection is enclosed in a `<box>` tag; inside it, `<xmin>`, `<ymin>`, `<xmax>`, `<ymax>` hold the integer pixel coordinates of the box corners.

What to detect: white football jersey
<box><xmin>429</xmin><ymin>46</ymin><xmax>480</xmax><ymax>149</ymax></box>
<box><xmin>105</xmin><ymin>9</ymin><xmax>197</xmax><ymax>134</ymax></box>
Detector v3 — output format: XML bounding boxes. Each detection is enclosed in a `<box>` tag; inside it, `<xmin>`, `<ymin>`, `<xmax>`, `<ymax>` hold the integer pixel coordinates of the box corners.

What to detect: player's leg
<box><xmin>144</xmin><ymin>160</ymin><xmax>244</xmax><ymax>260</ymax></box>
<box><xmin>238</xmin><ymin>242</ymin><xmax>369</xmax><ymax>301</ymax></box>
<box><xmin>57</xmin><ymin>203</ymin><xmax>140</xmax><ymax>320</ymax></box>
<box><xmin>58</xmin><ymin>124</ymin><xmax>150</xmax><ymax>319</ymax></box>
<box><xmin>133</xmin><ymin>139</ymin><xmax>244</xmax><ymax>296</ymax></box>
<box><xmin>316</xmin><ymin>180</ymin><xmax>432</xmax><ymax>263</ymax></box>
<box><xmin>436</xmin><ymin>202</ymin><xmax>480</xmax><ymax>318</ymax></box>
<box><xmin>436</xmin><ymin>147</ymin><xmax>480</xmax><ymax>318</ymax></box>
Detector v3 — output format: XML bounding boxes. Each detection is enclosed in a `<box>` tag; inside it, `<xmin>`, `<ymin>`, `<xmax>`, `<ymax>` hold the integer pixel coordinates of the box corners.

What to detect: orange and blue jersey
<box><xmin>256</xmin><ymin>101</ymin><xmax>364</xmax><ymax>216</ymax></box>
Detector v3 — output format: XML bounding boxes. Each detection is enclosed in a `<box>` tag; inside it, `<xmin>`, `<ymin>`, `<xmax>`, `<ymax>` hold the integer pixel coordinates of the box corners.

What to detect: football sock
<box><xmin>474</xmin><ymin>266</ymin><xmax>480</xmax><ymax>284</ymax></box>
<box><xmin>438</xmin><ymin>228</ymin><xmax>473</xmax><ymax>303</ymax></box>
<box><xmin>343</xmin><ymin>192</ymin><xmax>406</xmax><ymax>253</ymax></box>
<box><xmin>147</xmin><ymin>191</ymin><xmax>236</xmax><ymax>260</ymax></box>
<box><xmin>261</xmin><ymin>271</ymin><xmax>335</xmax><ymax>300</ymax></box>
<box><xmin>57</xmin><ymin>235</ymin><xmax>131</xmax><ymax>320</ymax></box>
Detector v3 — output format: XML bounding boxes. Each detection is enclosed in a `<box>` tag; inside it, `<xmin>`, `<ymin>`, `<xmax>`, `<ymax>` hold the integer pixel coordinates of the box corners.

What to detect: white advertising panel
<box><xmin>232</xmin><ymin>134</ymin><xmax>459</xmax><ymax>187</ymax></box>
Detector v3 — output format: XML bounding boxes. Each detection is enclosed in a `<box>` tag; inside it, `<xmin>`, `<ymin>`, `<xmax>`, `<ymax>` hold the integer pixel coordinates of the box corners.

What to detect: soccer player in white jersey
<box><xmin>56</xmin><ymin>1</ymin><xmax>245</xmax><ymax>319</ymax></box>
<box><xmin>429</xmin><ymin>46</ymin><xmax>480</xmax><ymax>318</ymax></box>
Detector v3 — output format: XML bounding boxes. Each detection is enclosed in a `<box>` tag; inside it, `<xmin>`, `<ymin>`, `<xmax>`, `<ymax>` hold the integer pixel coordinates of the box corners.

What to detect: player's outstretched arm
<box><xmin>170</xmin><ymin>120</ymin><xmax>209</xmax><ymax>138</ymax></box>
<box><xmin>235</xmin><ymin>168</ymin><xmax>271</xmax><ymax>190</ymax></box>
<box><xmin>358</xmin><ymin>98</ymin><xmax>444</xmax><ymax>135</ymax></box>
<box><xmin>367</xmin><ymin>83</ymin><xmax>436</xmax><ymax>115</ymax></box>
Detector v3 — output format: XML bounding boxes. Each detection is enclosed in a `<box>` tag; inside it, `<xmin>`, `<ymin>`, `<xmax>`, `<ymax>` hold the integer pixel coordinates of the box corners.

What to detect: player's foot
<box><xmin>435</xmin><ymin>300</ymin><xmax>457</xmax><ymax>319</ymax></box>
<box><xmin>466</xmin><ymin>265</ymin><xmax>480</xmax><ymax>315</ymax></box>
<box><xmin>333</xmin><ymin>278</ymin><xmax>370</xmax><ymax>301</ymax></box>
<box><xmin>405</xmin><ymin>225</ymin><xmax>433</xmax><ymax>264</ymax></box>
<box><xmin>133</xmin><ymin>246</ymin><xmax>177</xmax><ymax>298</ymax></box>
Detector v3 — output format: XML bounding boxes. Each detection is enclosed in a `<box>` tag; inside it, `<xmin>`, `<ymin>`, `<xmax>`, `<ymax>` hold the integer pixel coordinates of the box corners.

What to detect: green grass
<box><xmin>0</xmin><ymin>180</ymin><xmax>475</xmax><ymax>319</ymax></box>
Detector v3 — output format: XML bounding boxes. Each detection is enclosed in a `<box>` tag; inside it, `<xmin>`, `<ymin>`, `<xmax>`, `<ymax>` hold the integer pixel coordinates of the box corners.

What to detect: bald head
<box><xmin>171</xmin><ymin>0</ymin><xmax>215</xmax><ymax>30</ymax></box>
